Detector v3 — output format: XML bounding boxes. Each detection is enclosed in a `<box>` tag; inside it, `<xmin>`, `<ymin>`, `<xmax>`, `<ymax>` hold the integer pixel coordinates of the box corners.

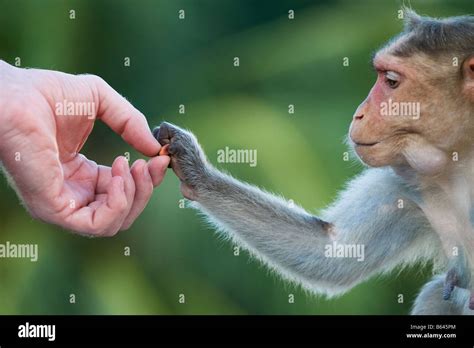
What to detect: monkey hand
<box><xmin>443</xmin><ymin>267</ymin><xmax>474</xmax><ymax>310</ymax></box>
<box><xmin>153</xmin><ymin>122</ymin><xmax>210</xmax><ymax>200</ymax></box>
<box><xmin>442</xmin><ymin>268</ymin><xmax>459</xmax><ymax>301</ymax></box>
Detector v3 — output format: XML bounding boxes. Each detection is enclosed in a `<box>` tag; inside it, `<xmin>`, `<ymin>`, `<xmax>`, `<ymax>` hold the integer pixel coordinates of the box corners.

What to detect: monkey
<box><xmin>153</xmin><ymin>9</ymin><xmax>474</xmax><ymax>314</ymax></box>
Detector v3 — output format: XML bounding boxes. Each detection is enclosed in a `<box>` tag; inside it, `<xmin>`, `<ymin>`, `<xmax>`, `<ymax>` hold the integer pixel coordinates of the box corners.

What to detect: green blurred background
<box><xmin>0</xmin><ymin>0</ymin><xmax>471</xmax><ymax>315</ymax></box>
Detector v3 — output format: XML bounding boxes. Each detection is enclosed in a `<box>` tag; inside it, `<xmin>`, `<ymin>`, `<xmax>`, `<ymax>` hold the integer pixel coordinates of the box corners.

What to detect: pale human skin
<box><xmin>0</xmin><ymin>60</ymin><xmax>170</xmax><ymax>236</ymax></box>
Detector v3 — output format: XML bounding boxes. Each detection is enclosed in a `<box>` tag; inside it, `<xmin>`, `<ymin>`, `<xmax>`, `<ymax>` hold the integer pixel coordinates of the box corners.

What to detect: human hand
<box><xmin>0</xmin><ymin>61</ymin><xmax>170</xmax><ymax>236</ymax></box>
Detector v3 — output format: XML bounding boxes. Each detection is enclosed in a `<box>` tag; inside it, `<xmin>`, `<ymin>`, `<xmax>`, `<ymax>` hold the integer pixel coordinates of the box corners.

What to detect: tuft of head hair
<box><xmin>392</xmin><ymin>7</ymin><xmax>474</xmax><ymax>59</ymax></box>
<box><xmin>402</xmin><ymin>6</ymin><xmax>423</xmax><ymax>32</ymax></box>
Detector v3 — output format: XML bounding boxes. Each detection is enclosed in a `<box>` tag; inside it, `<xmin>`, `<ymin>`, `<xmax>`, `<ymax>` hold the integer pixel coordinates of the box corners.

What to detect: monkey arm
<box><xmin>153</xmin><ymin>122</ymin><xmax>441</xmax><ymax>297</ymax></box>
<box><xmin>191</xmin><ymin>167</ymin><xmax>440</xmax><ymax>296</ymax></box>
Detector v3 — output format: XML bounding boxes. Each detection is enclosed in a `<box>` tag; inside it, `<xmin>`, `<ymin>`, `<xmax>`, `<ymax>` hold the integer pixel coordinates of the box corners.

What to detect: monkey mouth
<box><xmin>353</xmin><ymin>141</ymin><xmax>380</xmax><ymax>147</ymax></box>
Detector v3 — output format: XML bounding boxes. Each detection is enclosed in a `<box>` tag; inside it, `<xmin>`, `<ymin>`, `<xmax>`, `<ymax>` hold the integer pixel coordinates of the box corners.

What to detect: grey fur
<box><xmin>412</xmin><ymin>275</ymin><xmax>472</xmax><ymax>315</ymax></box>
<box><xmin>392</xmin><ymin>8</ymin><xmax>474</xmax><ymax>59</ymax></box>
<box><xmin>153</xmin><ymin>122</ymin><xmax>470</xmax><ymax>314</ymax></box>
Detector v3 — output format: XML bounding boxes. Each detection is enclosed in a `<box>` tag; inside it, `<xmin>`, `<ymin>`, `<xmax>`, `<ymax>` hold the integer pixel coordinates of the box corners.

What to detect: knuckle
<box><xmin>161</xmin><ymin>121</ymin><xmax>173</xmax><ymax>129</ymax></box>
<box><xmin>161</xmin><ymin>121</ymin><xmax>179</xmax><ymax>135</ymax></box>
<box><xmin>83</xmin><ymin>73</ymin><xmax>105</xmax><ymax>86</ymax></box>
<box><xmin>81</xmin><ymin>74</ymin><xmax>106</xmax><ymax>98</ymax></box>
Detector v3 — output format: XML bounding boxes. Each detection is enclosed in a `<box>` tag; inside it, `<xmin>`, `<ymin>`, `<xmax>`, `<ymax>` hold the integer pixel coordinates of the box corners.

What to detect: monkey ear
<box><xmin>462</xmin><ymin>55</ymin><xmax>474</xmax><ymax>99</ymax></box>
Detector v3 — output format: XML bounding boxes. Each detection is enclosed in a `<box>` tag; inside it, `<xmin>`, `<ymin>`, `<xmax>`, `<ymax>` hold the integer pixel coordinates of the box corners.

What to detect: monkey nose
<box><xmin>354</xmin><ymin>114</ymin><xmax>364</xmax><ymax>121</ymax></box>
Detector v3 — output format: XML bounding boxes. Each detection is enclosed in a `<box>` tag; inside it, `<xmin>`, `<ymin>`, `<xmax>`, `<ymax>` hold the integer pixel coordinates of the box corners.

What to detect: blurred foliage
<box><xmin>0</xmin><ymin>0</ymin><xmax>472</xmax><ymax>314</ymax></box>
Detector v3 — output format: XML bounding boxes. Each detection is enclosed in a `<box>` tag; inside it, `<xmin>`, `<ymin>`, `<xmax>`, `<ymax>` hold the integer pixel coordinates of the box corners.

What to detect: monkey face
<box><xmin>348</xmin><ymin>52</ymin><xmax>418</xmax><ymax>167</ymax></box>
<box><xmin>348</xmin><ymin>47</ymin><xmax>474</xmax><ymax>175</ymax></box>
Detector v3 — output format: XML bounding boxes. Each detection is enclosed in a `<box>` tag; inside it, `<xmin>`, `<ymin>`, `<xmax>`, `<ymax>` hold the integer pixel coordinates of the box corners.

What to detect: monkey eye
<box><xmin>384</xmin><ymin>71</ymin><xmax>400</xmax><ymax>89</ymax></box>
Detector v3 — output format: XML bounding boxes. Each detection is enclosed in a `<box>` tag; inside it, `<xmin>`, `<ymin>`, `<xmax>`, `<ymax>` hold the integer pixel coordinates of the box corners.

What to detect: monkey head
<box><xmin>349</xmin><ymin>10</ymin><xmax>474</xmax><ymax>176</ymax></box>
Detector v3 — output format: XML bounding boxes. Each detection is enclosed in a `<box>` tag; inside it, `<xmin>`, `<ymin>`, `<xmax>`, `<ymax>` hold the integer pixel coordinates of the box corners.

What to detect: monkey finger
<box><xmin>442</xmin><ymin>281</ymin><xmax>455</xmax><ymax>301</ymax></box>
<box><xmin>442</xmin><ymin>269</ymin><xmax>458</xmax><ymax>301</ymax></box>
<box><xmin>153</xmin><ymin>122</ymin><xmax>182</xmax><ymax>148</ymax></box>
